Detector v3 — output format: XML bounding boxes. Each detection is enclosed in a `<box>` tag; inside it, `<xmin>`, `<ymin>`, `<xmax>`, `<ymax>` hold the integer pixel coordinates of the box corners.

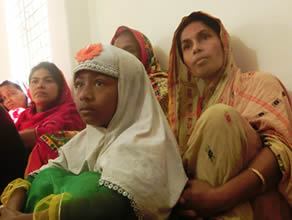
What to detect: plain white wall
<box><xmin>1</xmin><ymin>0</ymin><xmax>292</xmax><ymax>90</ymax></box>
<box><xmin>62</xmin><ymin>0</ymin><xmax>91</xmax><ymax>85</ymax></box>
<box><xmin>87</xmin><ymin>0</ymin><xmax>292</xmax><ymax>89</ymax></box>
<box><xmin>48</xmin><ymin>0</ymin><xmax>91</xmax><ymax>85</ymax></box>
<box><xmin>47</xmin><ymin>0</ymin><xmax>73</xmax><ymax>84</ymax></box>
<box><xmin>0</xmin><ymin>0</ymin><xmax>11</xmax><ymax>82</ymax></box>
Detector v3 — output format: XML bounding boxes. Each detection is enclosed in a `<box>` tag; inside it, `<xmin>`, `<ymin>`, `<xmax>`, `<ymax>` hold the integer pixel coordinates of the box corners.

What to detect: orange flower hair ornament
<box><xmin>75</xmin><ymin>43</ymin><xmax>103</xmax><ymax>63</ymax></box>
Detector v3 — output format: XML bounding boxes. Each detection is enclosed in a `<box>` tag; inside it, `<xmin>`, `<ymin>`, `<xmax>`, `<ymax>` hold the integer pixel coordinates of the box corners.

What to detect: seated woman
<box><xmin>168</xmin><ymin>11</ymin><xmax>292</xmax><ymax>219</ymax></box>
<box><xmin>111</xmin><ymin>26</ymin><xmax>169</xmax><ymax>115</ymax></box>
<box><xmin>0</xmin><ymin>80</ymin><xmax>29</xmax><ymax>123</ymax></box>
<box><xmin>0</xmin><ymin>62</ymin><xmax>85</xmax><ymax>191</ymax></box>
<box><xmin>0</xmin><ymin>43</ymin><xmax>187</xmax><ymax>220</ymax></box>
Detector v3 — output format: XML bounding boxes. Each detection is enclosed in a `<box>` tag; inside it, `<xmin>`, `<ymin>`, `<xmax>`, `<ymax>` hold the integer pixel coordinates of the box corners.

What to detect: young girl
<box><xmin>0</xmin><ymin>43</ymin><xmax>187</xmax><ymax>220</ymax></box>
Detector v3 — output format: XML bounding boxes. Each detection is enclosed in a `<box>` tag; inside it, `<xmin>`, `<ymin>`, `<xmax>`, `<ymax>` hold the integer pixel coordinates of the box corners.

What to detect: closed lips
<box><xmin>194</xmin><ymin>56</ymin><xmax>208</xmax><ymax>65</ymax></box>
<box><xmin>79</xmin><ymin>107</ymin><xmax>95</xmax><ymax>112</ymax></box>
<box><xmin>34</xmin><ymin>91</ymin><xmax>47</xmax><ymax>96</ymax></box>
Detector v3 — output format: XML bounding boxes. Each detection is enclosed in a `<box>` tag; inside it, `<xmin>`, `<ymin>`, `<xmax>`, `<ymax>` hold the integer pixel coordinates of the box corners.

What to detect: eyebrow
<box><xmin>181</xmin><ymin>29</ymin><xmax>210</xmax><ymax>43</ymax></box>
<box><xmin>75</xmin><ymin>73</ymin><xmax>111</xmax><ymax>81</ymax></box>
<box><xmin>30</xmin><ymin>75</ymin><xmax>54</xmax><ymax>80</ymax></box>
<box><xmin>74</xmin><ymin>74</ymin><xmax>84</xmax><ymax>80</ymax></box>
<box><xmin>95</xmin><ymin>74</ymin><xmax>113</xmax><ymax>80</ymax></box>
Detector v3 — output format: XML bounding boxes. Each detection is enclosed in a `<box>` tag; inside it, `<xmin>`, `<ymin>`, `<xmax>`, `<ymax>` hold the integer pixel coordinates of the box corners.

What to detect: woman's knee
<box><xmin>198</xmin><ymin>104</ymin><xmax>241</xmax><ymax>129</ymax></box>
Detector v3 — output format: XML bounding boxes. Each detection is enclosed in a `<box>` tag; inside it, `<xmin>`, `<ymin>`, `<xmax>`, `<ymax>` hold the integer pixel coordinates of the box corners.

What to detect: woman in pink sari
<box><xmin>1</xmin><ymin>62</ymin><xmax>85</xmax><ymax>191</ymax></box>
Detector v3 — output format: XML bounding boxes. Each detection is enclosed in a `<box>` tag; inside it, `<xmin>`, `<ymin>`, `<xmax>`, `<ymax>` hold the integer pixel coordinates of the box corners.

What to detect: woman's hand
<box><xmin>19</xmin><ymin>129</ymin><xmax>36</xmax><ymax>149</ymax></box>
<box><xmin>0</xmin><ymin>206</ymin><xmax>22</xmax><ymax>220</ymax></box>
<box><xmin>5</xmin><ymin>188</ymin><xmax>27</xmax><ymax>212</ymax></box>
<box><xmin>175</xmin><ymin>179</ymin><xmax>218</xmax><ymax>218</ymax></box>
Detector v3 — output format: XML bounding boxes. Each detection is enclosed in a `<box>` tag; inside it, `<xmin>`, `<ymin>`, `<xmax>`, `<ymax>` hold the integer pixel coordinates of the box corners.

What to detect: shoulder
<box><xmin>16</xmin><ymin>106</ymin><xmax>33</xmax><ymax>121</ymax></box>
<box><xmin>242</xmin><ymin>71</ymin><xmax>278</xmax><ymax>83</ymax></box>
<box><xmin>231</xmin><ymin>71</ymin><xmax>290</xmax><ymax>102</ymax></box>
<box><xmin>254</xmin><ymin>71</ymin><xmax>279</xmax><ymax>82</ymax></box>
<box><xmin>239</xmin><ymin>71</ymin><xmax>284</xmax><ymax>90</ymax></box>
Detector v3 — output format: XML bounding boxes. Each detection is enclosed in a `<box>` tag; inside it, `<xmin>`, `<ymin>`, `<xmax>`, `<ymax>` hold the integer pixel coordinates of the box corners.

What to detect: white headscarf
<box><xmin>35</xmin><ymin>44</ymin><xmax>187</xmax><ymax>220</ymax></box>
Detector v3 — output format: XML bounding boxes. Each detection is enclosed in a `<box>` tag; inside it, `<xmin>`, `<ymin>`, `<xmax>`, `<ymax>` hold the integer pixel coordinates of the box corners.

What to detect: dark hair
<box><xmin>0</xmin><ymin>80</ymin><xmax>24</xmax><ymax>92</ymax></box>
<box><xmin>176</xmin><ymin>12</ymin><xmax>221</xmax><ymax>61</ymax></box>
<box><xmin>29</xmin><ymin>62</ymin><xmax>64</xmax><ymax>95</ymax></box>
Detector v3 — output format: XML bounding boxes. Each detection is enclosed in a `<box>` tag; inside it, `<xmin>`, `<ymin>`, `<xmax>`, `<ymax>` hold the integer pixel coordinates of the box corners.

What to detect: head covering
<box><xmin>0</xmin><ymin>80</ymin><xmax>30</xmax><ymax>106</ymax></box>
<box><xmin>36</xmin><ymin>44</ymin><xmax>187</xmax><ymax>220</ymax></box>
<box><xmin>111</xmin><ymin>26</ymin><xmax>169</xmax><ymax>113</ymax></box>
<box><xmin>0</xmin><ymin>80</ymin><xmax>30</xmax><ymax>123</ymax></box>
<box><xmin>16</xmin><ymin>65</ymin><xmax>85</xmax><ymax>137</ymax></box>
<box><xmin>168</xmin><ymin>11</ymin><xmax>292</xmax><ymax>150</ymax></box>
<box><xmin>111</xmin><ymin>26</ymin><xmax>164</xmax><ymax>75</ymax></box>
<box><xmin>169</xmin><ymin>11</ymin><xmax>292</xmax><ymax>207</ymax></box>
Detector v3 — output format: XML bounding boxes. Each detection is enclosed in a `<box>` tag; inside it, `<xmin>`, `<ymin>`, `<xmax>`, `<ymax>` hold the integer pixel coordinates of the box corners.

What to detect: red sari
<box><xmin>16</xmin><ymin>72</ymin><xmax>85</xmax><ymax>177</ymax></box>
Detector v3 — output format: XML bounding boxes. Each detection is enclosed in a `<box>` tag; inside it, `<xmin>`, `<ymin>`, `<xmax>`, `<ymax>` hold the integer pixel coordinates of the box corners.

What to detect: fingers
<box><xmin>0</xmin><ymin>205</ymin><xmax>4</xmax><ymax>214</ymax></box>
<box><xmin>177</xmin><ymin>209</ymin><xmax>197</xmax><ymax>218</ymax></box>
<box><xmin>178</xmin><ymin>196</ymin><xmax>186</xmax><ymax>204</ymax></box>
<box><xmin>186</xmin><ymin>179</ymin><xmax>193</xmax><ymax>187</ymax></box>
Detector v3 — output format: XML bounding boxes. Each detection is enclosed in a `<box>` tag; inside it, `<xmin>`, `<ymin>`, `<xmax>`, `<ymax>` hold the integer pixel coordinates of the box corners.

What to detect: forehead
<box><xmin>114</xmin><ymin>31</ymin><xmax>138</xmax><ymax>47</ymax></box>
<box><xmin>181</xmin><ymin>21</ymin><xmax>216</xmax><ymax>41</ymax></box>
<box><xmin>75</xmin><ymin>70</ymin><xmax>114</xmax><ymax>80</ymax></box>
<box><xmin>0</xmin><ymin>84</ymin><xmax>20</xmax><ymax>93</ymax></box>
<box><xmin>31</xmin><ymin>68</ymin><xmax>52</xmax><ymax>78</ymax></box>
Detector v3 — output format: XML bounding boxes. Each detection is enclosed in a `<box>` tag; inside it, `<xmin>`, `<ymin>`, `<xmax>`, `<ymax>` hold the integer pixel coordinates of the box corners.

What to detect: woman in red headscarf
<box><xmin>0</xmin><ymin>62</ymin><xmax>85</xmax><ymax>191</ymax></box>
<box><xmin>111</xmin><ymin>26</ymin><xmax>169</xmax><ymax>115</ymax></box>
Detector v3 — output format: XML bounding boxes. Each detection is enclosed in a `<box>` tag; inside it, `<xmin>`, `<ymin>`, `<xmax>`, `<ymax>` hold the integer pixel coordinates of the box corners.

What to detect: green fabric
<box><xmin>25</xmin><ymin>175</ymin><xmax>34</xmax><ymax>183</ymax></box>
<box><xmin>25</xmin><ymin>168</ymin><xmax>132</xmax><ymax>220</ymax></box>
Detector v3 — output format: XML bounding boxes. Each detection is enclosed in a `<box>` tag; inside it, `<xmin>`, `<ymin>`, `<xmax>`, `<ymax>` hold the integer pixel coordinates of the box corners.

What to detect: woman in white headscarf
<box><xmin>0</xmin><ymin>43</ymin><xmax>187</xmax><ymax>220</ymax></box>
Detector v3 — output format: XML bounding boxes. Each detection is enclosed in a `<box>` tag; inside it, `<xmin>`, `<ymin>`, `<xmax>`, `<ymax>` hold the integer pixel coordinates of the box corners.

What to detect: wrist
<box><xmin>210</xmin><ymin>184</ymin><xmax>233</xmax><ymax>213</ymax></box>
<box><xmin>13</xmin><ymin>213</ymin><xmax>33</xmax><ymax>220</ymax></box>
<box><xmin>199</xmin><ymin>186</ymin><xmax>226</xmax><ymax>216</ymax></box>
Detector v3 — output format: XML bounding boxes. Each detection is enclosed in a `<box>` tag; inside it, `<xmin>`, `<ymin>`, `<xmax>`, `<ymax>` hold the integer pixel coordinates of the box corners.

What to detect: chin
<box><xmin>82</xmin><ymin>118</ymin><xmax>93</xmax><ymax>125</ymax></box>
<box><xmin>83</xmin><ymin>119</ymin><xmax>98</xmax><ymax>126</ymax></box>
<box><xmin>191</xmin><ymin>71</ymin><xmax>207</xmax><ymax>78</ymax></box>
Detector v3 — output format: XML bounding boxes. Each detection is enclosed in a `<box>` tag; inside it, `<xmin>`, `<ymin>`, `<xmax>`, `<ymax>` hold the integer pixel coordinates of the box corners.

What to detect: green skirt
<box><xmin>25</xmin><ymin>167</ymin><xmax>133</xmax><ymax>220</ymax></box>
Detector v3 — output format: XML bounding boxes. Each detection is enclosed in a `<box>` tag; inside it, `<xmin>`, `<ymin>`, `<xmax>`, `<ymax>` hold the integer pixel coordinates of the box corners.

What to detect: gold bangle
<box><xmin>248</xmin><ymin>168</ymin><xmax>266</xmax><ymax>192</ymax></box>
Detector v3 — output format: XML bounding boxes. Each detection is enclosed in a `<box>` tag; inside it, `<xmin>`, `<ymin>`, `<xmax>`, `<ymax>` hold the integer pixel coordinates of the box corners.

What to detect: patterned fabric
<box><xmin>184</xmin><ymin>104</ymin><xmax>291</xmax><ymax>219</ymax></box>
<box><xmin>169</xmin><ymin>10</ymin><xmax>292</xmax><ymax>211</ymax></box>
<box><xmin>184</xmin><ymin>104</ymin><xmax>255</xmax><ymax>219</ymax></box>
<box><xmin>111</xmin><ymin>26</ymin><xmax>169</xmax><ymax>114</ymax></box>
<box><xmin>24</xmin><ymin>131</ymin><xmax>80</xmax><ymax>177</ymax></box>
<box><xmin>40</xmin><ymin>131</ymin><xmax>79</xmax><ymax>151</ymax></box>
